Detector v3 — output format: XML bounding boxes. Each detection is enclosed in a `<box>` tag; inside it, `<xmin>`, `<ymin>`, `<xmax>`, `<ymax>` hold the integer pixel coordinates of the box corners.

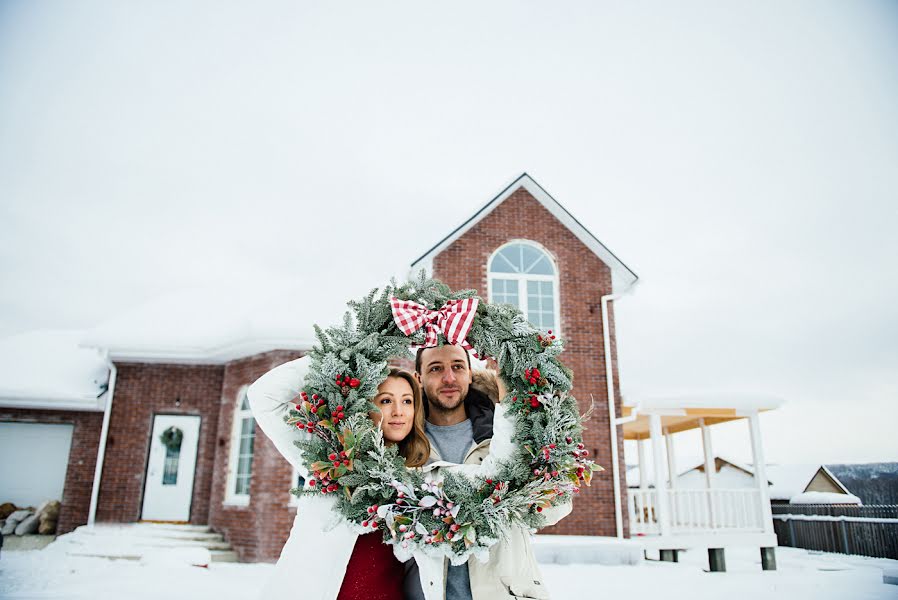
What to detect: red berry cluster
<box><xmin>523</xmin><ymin>367</ymin><xmax>541</xmax><ymax>386</ymax></box>
<box><xmin>295</xmin><ymin>391</ymin><xmax>321</xmax><ymax>432</ymax></box>
<box><xmin>329</xmin><ymin>450</ymin><xmax>350</xmax><ymax>468</ymax></box>
<box><xmin>536</xmin><ymin>330</ymin><xmax>556</xmax><ymax>348</ymax></box>
<box><xmin>361</xmin><ymin>504</ymin><xmax>381</xmax><ymax>529</ymax></box>
<box><xmin>332</xmin><ymin>404</ymin><xmax>346</xmax><ymax>423</ymax></box>
<box><xmin>335</xmin><ymin>373</ymin><xmax>360</xmax><ymax>397</ymax></box>
<box><xmin>510</xmin><ymin>394</ymin><xmax>542</xmax><ymax>408</ymax></box>
<box><xmin>308</xmin><ymin>471</ymin><xmax>339</xmax><ymax>494</ymax></box>
<box><xmin>484</xmin><ymin>478</ymin><xmax>506</xmax><ymax>505</ymax></box>
<box><xmin>572</xmin><ymin>442</ymin><xmax>590</xmax><ymax>486</ymax></box>
<box><xmin>530</xmin><ymin>443</ymin><xmax>561</xmax><ymax>485</ymax></box>
<box><xmin>294</xmin><ymin>389</ymin><xmax>348</xmax><ymax>429</ymax></box>
<box><xmin>422</xmin><ymin>498</ymin><xmax>460</xmax><ymax>544</ymax></box>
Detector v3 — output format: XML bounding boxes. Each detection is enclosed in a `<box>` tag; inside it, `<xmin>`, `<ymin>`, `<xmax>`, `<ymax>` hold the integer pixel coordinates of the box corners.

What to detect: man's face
<box><xmin>416</xmin><ymin>345</ymin><xmax>471</xmax><ymax>414</ymax></box>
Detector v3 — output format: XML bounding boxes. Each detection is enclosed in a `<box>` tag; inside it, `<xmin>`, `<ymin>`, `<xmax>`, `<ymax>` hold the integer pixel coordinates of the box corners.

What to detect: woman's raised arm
<box><xmin>246</xmin><ymin>355</ymin><xmax>312</xmax><ymax>478</ymax></box>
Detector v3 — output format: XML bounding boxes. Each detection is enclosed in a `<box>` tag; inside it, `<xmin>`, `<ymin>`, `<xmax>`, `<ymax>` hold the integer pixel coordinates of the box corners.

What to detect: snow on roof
<box><xmin>766</xmin><ymin>464</ymin><xmax>851</xmax><ymax>500</ymax></box>
<box><xmin>626</xmin><ymin>455</ymin><xmax>770</xmax><ymax>488</ymax></box>
<box><xmin>410</xmin><ymin>173</ymin><xmax>639</xmax><ymax>293</ymax></box>
<box><xmin>789</xmin><ymin>491</ymin><xmax>861</xmax><ymax>505</ymax></box>
<box><xmin>81</xmin><ymin>281</ymin><xmax>349</xmax><ymax>364</ymax></box>
<box><xmin>624</xmin><ymin>392</ymin><xmax>785</xmax><ymax>412</ymax></box>
<box><xmin>0</xmin><ymin>329</ymin><xmax>108</xmax><ymax>411</ymax></box>
<box><xmin>676</xmin><ymin>455</ymin><xmax>756</xmax><ymax>478</ymax></box>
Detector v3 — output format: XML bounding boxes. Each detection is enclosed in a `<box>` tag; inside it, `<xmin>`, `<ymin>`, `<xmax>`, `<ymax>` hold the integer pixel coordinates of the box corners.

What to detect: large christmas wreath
<box><xmin>286</xmin><ymin>273</ymin><xmax>600</xmax><ymax>563</ymax></box>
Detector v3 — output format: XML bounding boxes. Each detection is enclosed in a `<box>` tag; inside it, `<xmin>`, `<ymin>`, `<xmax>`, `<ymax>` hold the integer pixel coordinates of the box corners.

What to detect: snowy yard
<box><xmin>1</xmin><ymin>543</ymin><xmax>895</xmax><ymax>600</ymax></box>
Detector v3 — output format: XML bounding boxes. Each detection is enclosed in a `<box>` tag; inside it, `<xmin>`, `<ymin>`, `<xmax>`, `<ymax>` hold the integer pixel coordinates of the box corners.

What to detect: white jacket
<box><xmin>247</xmin><ymin>356</ymin><xmax>570</xmax><ymax>600</ymax></box>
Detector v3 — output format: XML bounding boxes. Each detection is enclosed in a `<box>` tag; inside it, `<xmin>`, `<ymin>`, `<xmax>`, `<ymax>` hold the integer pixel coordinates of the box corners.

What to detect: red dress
<box><xmin>336</xmin><ymin>531</ymin><xmax>405</xmax><ymax>600</ymax></box>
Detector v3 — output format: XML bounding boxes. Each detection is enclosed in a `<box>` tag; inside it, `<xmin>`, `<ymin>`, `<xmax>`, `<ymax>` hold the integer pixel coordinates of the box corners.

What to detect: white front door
<box><xmin>141</xmin><ymin>414</ymin><xmax>201</xmax><ymax>522</ymax></box>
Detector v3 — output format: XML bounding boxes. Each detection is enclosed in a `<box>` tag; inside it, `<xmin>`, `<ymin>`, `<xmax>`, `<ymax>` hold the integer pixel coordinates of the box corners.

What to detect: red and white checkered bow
<box><xmin>390</xmin><ymin>296</ymin><xmax>479</xmax><ymax>354</ymax></box>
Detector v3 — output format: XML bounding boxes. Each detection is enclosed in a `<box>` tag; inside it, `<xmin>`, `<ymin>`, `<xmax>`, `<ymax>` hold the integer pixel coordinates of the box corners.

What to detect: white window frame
<box><xmin>289</xmin><ymin>466</ymin><xmax>305</xmax><ymax>507</ymax></box>
<box><xmin>487</xmin><ymin>240</ymin><xmax>561</xmax><ymax>336</ymax></box>
<box><xmin>224</xmin><ymin>386</ymin><xmax>255</xmax><ymax>506</ymax></box>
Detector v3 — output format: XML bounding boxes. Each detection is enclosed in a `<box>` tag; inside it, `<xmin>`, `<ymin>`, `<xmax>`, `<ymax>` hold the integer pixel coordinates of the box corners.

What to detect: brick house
<box><xmin>0</xmin><ymin>173</ymin><xmax>638</xmax><ymax>561</ymax></box>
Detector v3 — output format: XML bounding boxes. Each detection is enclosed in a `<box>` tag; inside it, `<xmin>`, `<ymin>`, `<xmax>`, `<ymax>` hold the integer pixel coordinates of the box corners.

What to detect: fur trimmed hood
<box><xmin>471</xmin><ymin>369</ymin><xmax>500</xmax><ymax>404</ymax></box>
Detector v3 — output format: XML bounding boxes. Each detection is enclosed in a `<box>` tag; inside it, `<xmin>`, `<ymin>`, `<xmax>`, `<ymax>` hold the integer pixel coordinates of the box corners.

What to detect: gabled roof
<box><xmin>766</xmin><ymin>464</ymin><xmax>853</xmax><ymax>500</ymax></box>
<box><xmin>410</xmin><ymin>173</ymin><xmax>639</xmax><ymax>293</ymax></box>
<box><xmin>680</xmin><ymin>456</ymin><xmax>756</xmax><ymax>478</ymax></box>
<box><xmin>626</xmin><ymin>455</ymin><xmax>772</xmax><ymax>488</ymax></box>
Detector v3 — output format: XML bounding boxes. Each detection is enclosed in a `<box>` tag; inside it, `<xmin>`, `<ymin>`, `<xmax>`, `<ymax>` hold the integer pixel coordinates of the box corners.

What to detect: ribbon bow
<box><xmin>390</xmin><ymin>296</ymin><xmax>479</xmax><ymax>355</ymax></box>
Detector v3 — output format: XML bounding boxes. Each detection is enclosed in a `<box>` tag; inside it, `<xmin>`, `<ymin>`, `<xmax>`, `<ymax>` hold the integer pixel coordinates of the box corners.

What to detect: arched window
<box><xmin>225</xmin><ymin>388</ymin><xmax>255</xmax><ymax>505</ymax></box>
<box><xmin>488</xmin><ymin>241</ymin><xmax>560</xmax><ymax>331</ymax></box>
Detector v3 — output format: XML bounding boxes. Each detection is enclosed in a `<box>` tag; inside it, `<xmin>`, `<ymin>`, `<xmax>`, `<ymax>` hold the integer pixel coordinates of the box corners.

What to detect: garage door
<box><xmin>0</xmin><ymin>422</ymin><xmax>74</xmax><ymax>507</ymax></box>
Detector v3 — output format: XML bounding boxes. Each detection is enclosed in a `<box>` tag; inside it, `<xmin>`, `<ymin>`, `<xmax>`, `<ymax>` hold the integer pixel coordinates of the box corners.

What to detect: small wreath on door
<box><xmin>160</xmin><ymin>426</ymin><xmax>184</xmax><ymax>451</ymax></box>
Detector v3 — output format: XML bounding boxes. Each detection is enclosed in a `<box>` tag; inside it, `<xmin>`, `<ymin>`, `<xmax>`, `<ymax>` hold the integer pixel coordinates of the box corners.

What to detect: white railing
<box><xmin>628</xmin><ymin>488</ymin><xmax>765</xmax><ymax>536</ymax></box>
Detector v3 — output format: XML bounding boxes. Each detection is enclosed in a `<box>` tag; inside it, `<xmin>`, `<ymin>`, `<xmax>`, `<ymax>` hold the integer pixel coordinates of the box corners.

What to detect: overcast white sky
<box><xmin>1</xmin><ymin>1</ymin><xmax>896</xmax><ymax>466</ymax></box>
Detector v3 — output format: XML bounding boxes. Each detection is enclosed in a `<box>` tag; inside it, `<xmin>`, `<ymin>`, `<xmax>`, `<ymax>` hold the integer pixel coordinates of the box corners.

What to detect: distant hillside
<box><xmin>827</xmin><ymin>463</ymin><xmax>898</xmax><ymax>505</ymax></box>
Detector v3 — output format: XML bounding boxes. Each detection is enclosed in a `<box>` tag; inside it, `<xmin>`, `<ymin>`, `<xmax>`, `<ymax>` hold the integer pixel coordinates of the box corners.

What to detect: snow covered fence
<box><xmin>772</xmin><ymin>504</ymin><xmax>898</xmax><ymax>559</ymax></box>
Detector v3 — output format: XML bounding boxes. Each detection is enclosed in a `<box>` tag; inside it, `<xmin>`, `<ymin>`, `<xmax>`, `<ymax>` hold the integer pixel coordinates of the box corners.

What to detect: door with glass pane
<box><xmin>141</xmin><ymin>414</ymin><xmax>201</xmax><ymax>521</ymax></box>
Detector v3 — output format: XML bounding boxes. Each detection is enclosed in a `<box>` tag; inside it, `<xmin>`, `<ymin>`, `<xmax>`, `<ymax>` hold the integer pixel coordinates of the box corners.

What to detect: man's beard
<box><xmin>428</xmin><ymin>393</ymin><xmax>465</xmax><ymax>414</ymax></box>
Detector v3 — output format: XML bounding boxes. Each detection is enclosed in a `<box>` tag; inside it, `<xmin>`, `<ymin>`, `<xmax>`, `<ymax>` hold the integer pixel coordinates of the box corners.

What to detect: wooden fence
<box><xmin>771</xmin><ymin>504</ymin><xmax>898</xmax><ymax>559</ymax></box>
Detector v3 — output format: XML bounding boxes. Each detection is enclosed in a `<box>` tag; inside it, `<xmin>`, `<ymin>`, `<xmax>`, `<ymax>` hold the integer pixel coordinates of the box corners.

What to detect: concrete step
<box><xmin>77</xmin><ymin>526</ymin><xmax>225</xmax><ymax>543</ymax></box>
<box><xmin>211</xmin><ymin>549</ymin><xmax>240</xmax><ymax>563</ymax></box>
<box><xmin>136</xmin><ymin>522</ymin><xmax>212</xmax><ymax>534</ymax></box>
<box><xmin>47</xmin><ymin>523</ymin><xmax>237</xmax><ymax>564</ymax></box>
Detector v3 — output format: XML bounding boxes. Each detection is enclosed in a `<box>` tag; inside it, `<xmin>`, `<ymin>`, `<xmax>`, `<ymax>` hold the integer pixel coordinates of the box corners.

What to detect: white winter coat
<box><xmin>247</xmin><ymin>356</ymin><xmax>570</xmax><ymax>600</ymax></box>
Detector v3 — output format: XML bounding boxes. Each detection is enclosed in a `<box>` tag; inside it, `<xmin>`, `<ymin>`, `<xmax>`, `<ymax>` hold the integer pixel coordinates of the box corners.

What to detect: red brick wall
<box><xmin>0</xmin><ymin>407</ymin><xmax>103</xmax><ymax>534</ymax></box>
<box><xmin>431</xmin><ymin>186</ymin><xmax>630</xmax><ymax>537</ymax></box>
<box><xmin>95</xmin><ymin>362</ymin><xmax>224</xmax><ymax>524</ymax></box>
<box><xmin>209</xmin><ymin>350</ymin><xmax>304</xmax><ymax>562</ymax></box>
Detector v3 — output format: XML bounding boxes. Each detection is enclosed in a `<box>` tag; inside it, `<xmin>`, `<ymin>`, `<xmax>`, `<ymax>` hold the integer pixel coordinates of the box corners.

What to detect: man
<box><xmin>404</xmin><ymin>343</ymin><xmax>569</xmax><ymax>600</ymax></box>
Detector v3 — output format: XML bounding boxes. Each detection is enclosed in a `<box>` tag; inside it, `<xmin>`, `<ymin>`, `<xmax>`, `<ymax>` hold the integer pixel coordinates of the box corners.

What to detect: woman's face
<box><xmin>369</xmin><ymin>376</ymin><xmax>415</xmax><ymax>443</ymax></box>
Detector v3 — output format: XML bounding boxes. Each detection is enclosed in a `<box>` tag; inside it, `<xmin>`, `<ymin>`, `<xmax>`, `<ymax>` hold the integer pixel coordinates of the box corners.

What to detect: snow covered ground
<box><xmin>1</xmin><ymin>543</ymin><xmax>895</xmax><ymax>599</ymax></box>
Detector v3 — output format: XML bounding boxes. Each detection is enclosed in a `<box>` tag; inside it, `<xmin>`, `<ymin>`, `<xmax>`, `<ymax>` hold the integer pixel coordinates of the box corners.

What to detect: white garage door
<box><xmin>0</xmin><ymin>422</ymin><xmax>74</xmax><ymax>507</ymax></box>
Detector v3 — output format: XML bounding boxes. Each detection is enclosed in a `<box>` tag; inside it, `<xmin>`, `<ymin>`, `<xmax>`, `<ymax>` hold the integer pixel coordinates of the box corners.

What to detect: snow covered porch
<box><xmin>621</xmin><ymin>395</ymin><xmax>783</xmax><ymax>571</ymax></box>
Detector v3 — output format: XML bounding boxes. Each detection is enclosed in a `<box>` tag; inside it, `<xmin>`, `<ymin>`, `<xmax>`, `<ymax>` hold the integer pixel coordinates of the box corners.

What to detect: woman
<box><xmin>247</xmin><ymin>356</ymin><xmax>430</xmax><ymax>600</ymax></box>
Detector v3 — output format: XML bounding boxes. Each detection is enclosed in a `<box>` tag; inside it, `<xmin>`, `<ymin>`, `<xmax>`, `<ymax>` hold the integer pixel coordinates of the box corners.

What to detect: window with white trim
<box><xmin>225</xmin><ymin>388</ymin><xmax>255</xmax><ymax>505</ymax></box>
<box><xmin>488</xmin><ymin>241</ymin><xmax>560</xmax><ymax>332</ymax></box>
<box><xmin>289</xmin><ymin>466</ymin><xmax>305</xmax><ymax>507</ymax></box>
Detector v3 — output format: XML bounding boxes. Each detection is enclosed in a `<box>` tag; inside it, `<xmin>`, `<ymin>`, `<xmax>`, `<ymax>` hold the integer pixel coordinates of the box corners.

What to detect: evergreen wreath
<box><xmin>160</xmin><ymin>426</ymin><xmax>183</xmax><ymax>451</ymax></box>
<box><xmin>286</xmin><ymin>272</ymin><xmax>601</xmax><ymax>564</ymax></box>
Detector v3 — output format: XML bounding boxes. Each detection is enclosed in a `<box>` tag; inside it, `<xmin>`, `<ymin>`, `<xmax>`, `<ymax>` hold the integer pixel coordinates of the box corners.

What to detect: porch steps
<box><xmin>43</xmin><ymin>523</ymin><xmax>240</xmax><ymax>564</ymax></box>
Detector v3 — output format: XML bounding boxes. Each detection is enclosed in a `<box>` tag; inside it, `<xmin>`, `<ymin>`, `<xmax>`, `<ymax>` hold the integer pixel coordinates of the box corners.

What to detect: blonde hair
<box><xmin>380</xmin><ymin>368</ymin><xmax>431</xmax><ymax>468</ymax></box>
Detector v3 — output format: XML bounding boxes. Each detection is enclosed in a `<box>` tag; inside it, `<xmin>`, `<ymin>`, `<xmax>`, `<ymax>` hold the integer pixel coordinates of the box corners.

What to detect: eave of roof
<box><xmin>410</xmin><ymin>173</ymin><xmax>638</xmax><ymax>293</ymax></box>
<box><xmin>95</xmin><ymin>337</ymin><xmax>315</xmax><ymax>365</ymax></box>
<box><xmin>0</xmin><ymin>390</ymin><xmax>107</xmax><ymax>412</ymax></box>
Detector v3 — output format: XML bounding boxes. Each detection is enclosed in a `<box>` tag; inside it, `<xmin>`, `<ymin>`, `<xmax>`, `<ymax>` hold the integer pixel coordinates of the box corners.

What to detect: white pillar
<box><xmin>700</xmin><ymin>418</ymin><xmax>716</xmax><ymax>528</ymax></box>
<box><xmin>665</xmin><ymin>428</ymin><xmax>678</xmax><ymax>490</ymax></box>
<box><xmin>748</xmin><ymin>411</ymin><xmax>774</xmax><ymax>534</ymax></box>
<box><xmin>650</xmin><ymin>414</ymin><xmax>671</xmax><ymax>536</ymax></box>
<box><xmin>700</xmin><ymin>418</ymin><xmax>715</xmax><ymax>490</ymax></box>
<box><xmin>637</xmin><ymin>439</ymin><xmax>648</xmax><ymax>490</ymax></box>
<box><xmin>88</xmin><ymin>357</ymin><xmax>117</xmax><ymax>527</ymax></box>
<box><xmin>601</xmin><ymin>294</ymin><xmax>624</xmax><ymax>539</ymax></box>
